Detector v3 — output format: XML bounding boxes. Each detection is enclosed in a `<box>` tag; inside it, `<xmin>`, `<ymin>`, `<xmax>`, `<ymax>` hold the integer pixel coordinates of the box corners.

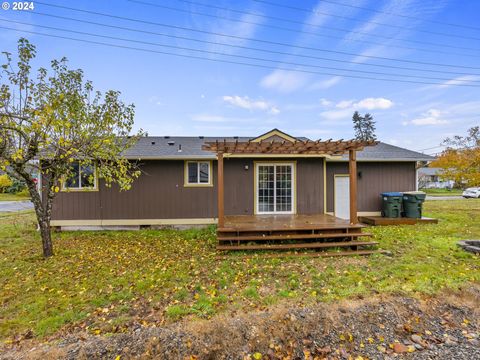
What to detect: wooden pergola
<box><xmin>202</xmin><ymin>138</ymin><xmax>377</xmax><ymax>227</ymax></box>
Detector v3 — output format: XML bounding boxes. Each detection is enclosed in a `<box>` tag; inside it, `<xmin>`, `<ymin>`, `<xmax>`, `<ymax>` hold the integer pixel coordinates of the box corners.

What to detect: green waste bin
<box><xmin>402</xmin><ymin>191</ymin><xmax>427</xmax><ymax>218</ymax></box>
<box><xmin>381</xmin><ymin>192</ymin><xmax>403</xmax><ymax>218</ymax></box>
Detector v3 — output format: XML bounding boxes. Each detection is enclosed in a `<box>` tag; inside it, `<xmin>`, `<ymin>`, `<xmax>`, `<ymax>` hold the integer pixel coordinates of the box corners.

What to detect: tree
<box><xmin>431</xmin><ymin>126</ymin><xmax>480</xmax><ymax>187</ymax></box>
<box><xmin>352</xmin><ymin>111</ymin><xmax>377</xmax><ymax>141</ymax></box>
<box><xmin>0</xmin><ymin>38</ymin><xmax>142</xmax><ymax>257</ymax></box>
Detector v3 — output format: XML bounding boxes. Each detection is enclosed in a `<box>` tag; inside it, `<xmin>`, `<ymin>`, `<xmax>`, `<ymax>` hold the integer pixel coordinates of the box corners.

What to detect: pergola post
<box><xmin>217</xmin><ymin>151</ymin><xmax>225</xmax><ymax>228</ymax></box>
<box><xmin>349</xmin><ymin>149</ymin><xmax>358</xmax><ymax>225</ymax></box>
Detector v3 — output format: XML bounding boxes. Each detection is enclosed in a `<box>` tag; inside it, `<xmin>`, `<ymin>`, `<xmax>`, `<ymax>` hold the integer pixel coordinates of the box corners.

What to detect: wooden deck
<box><xmin>359</xmin><ymin>216</ymin><xmax>438</xmax><ymax>226</ymax></box>
<box><xmin>220</xmin><ymin>213</ymin><xmax>365</xmax><ymax>232</ymax></box>
<box><xmin>217</xmin><ymin>214</ymin><xmax>379</xmax><ymax>256</ymax></box>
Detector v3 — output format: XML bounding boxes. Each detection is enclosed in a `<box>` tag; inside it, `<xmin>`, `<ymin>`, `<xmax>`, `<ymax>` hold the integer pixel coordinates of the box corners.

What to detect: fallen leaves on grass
<box><xmin>0</xmin><ymin>200</ymin><xmax>479</xmax><ymax>343</ymax></box>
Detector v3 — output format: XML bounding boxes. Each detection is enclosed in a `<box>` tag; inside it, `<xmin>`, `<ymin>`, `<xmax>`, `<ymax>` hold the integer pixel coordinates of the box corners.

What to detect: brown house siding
<box><xmin>224</xmin><ymin>158</ymin><xmax>254</xmax><ymax>215</ymax></box>
<box><xmin>52</xmin><ymin>160</ymin><xmax>218</xmax><ymax>220</ymax></box>
<box><xmin>326</xmin><ymin>161</ymin><xmax>416</xmax><ymax>212</ymax></box>
<box><xmin>51</xmin><ymin>158</ymin><xmax>326</xmax><ymax>221</ymax></box>
<box><xmin>296</xmin><ymin>158</ymin><xmax>325</xmax><ymax>214</ymax></box>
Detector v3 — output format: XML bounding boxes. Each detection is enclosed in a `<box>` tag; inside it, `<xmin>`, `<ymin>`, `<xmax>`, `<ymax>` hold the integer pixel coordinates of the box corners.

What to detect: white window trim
<box><xmin>184</xmin><ymin>160</ymin><xmax>213</xmax><ymax>187</ymax></box>
<box><xmin>255</xmin><ymin>162</ymin><xmax>295</xmax><ymax>215</ymax></box>
<box><xmin>62</xmin><ymin>162</ymin><xmax>98</xmax><ymax>192</ymax></box>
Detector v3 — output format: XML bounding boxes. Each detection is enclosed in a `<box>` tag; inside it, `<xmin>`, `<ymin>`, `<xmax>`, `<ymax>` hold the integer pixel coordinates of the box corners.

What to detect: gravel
<box><xmin>1</xmin><ymin>286</ymin><xmax>479</xmax><ymax>359</ymax></box>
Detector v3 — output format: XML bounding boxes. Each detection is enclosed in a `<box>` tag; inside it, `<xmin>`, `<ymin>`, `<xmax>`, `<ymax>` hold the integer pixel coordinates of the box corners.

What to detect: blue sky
<box><xmin>1</xmin><ymin>0</ymin><xmax>479</xmax><ymax>155</ymax></box>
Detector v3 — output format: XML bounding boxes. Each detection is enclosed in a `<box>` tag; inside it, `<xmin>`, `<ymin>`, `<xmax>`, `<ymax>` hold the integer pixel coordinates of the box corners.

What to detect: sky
<box><xmin>1</xmin><ymin>0</ymin><xmax>479</xmax><ymax>155</ymax></box>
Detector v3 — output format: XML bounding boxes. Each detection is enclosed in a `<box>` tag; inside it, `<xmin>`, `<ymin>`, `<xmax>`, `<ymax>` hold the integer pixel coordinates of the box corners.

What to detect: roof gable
<box><xmin>250</xmin><ymin>128</ymin><xmax>298</xmax><ymax>143</ymax></box>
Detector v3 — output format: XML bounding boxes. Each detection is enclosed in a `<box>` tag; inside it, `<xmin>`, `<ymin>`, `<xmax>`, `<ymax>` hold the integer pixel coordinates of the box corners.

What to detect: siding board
<box><xmin>326</xmin><ymin>161</ymin><xmax>416</xmax><ymax>212</ymax></box>
<box><xmin>297</xmin><ymin>158</ymin><xmax>324</xmax><ymax>214</ymax></box>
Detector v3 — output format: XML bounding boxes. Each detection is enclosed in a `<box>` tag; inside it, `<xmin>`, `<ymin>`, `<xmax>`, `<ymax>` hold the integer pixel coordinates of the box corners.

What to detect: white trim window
<box><xmin>63</xmin><ymin>162</ymin><xmax>97</xmax><ymax>190</ymax></box>
<box><xmin>185</xmin><ymin>161</ymin><xmax>212</xmax><ymax>186</ymax></box>
<box><xmin>256</xmin><ymin>162</ymin><xmax>295</xmax><ymax>214</ymax></box>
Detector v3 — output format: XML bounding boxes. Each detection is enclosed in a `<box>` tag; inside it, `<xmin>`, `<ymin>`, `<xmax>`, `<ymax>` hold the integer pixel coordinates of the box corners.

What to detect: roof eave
<box><xmin>326</xmin><ymin>158</ymin><xmax>436</xmax><ymax>162</ymax></box>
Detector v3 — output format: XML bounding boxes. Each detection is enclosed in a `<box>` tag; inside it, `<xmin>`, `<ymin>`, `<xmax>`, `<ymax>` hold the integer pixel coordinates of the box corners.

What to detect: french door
<box><xmin>256</xmin><ymin>163</ymin><xmax>295</xmax><ymax>214</ymax></box>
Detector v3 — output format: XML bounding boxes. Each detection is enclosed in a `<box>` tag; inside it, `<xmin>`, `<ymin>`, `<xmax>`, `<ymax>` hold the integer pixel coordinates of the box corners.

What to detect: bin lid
<box><xmin>403</xmin><ymin>191</ymin><xmax>426</xmax><ymax>195</ymax></box>
<box><xmin>381</xmin><ymin>192</ymin><xmax>403</xmax><ymax>196</ymax></box>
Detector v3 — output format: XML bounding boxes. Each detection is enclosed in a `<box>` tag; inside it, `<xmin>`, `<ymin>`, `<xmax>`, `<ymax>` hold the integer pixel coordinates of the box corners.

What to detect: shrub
<box><xmin>6</xmin><ymin>177</ymin><xmax>26</xmax><ymax>194</ymax></box>
<box><xmin>0</xmin><ymin>175</ymin><xmax>13</xmax><ymax>193</ymax></box>
<box><xmin>17</xmin><ymin>188</ymin><xmax>30</xmax><ymax>197</ymax></box>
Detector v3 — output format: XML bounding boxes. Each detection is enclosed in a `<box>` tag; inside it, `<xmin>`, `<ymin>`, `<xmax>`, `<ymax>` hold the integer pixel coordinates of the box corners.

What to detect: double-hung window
<box><xmin>185</xmin><ymin>161</ymin><xmax>212</xmax><ymax>186</ymax></box>
<box><xmin>63</xmin><ymin>161</ymin><xmax>97</xmax><ymax>191</ymax></box>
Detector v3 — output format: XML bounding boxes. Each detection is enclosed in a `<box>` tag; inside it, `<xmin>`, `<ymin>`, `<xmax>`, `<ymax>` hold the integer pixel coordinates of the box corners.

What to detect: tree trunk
<box><xmin>12</xmin><ymin>164</ymin><xmax>55</xmax><ymax>258</ymax></box>
<box><xmin>39</xmin><ymin>218</ymin><xmax>53</xmax><ymax>257</ymax></box>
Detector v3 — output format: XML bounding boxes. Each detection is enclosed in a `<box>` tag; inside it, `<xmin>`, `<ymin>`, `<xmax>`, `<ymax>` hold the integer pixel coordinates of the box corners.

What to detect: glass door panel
<box><xmin>257</xmin><ymin>163</ymin><xmax>293</xmax><ymax>214</ymax></box>
<box><xmin>258</xmin><ymin>165</ymin><xmax>275</xmax><ymax>213</ymax></box>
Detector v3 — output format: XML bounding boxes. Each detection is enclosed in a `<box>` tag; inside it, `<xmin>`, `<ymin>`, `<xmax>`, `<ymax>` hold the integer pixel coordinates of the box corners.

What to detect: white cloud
<box><xmin>260</xmin><ymin>70</ymin><xmax>309</xmax><ymax>93</ymax></box>
<box><xmin>222</xmin><ymin>95</ymin><xmax>280</xmax><ymax>115</ymax></box>
<box><xmin>319</xmin><ymin>98</ymin><xmax>332</xmax><ymax>106</ymax></box>
<box><xmin>438</xmin><ymin>75</ymin><xmax>480</xmax><ymax>88</ymax></box>
<box><xmin>309</xmin><ymin>76</ymin><xmax>342</xmax><ymax>90</ymax></box>
<box><xmin>269</xmin><ymin>107</ymin><xmax>280</xmax><ymax>115</ymax></box>
<box><xmin>334</xmin><ymin>97</ymin><xmax>394</xmax><ymax>110</ymax></box>
<box><xmin>354</xmin><ymin>97</ymin><xmax>394</xmax><ymax>110</ymax></box>
<box><xmin>320</xmin><ymin>97</ymin><xmax>394</xmax><ymax>121</ymax></box>
<box><xmin>403</xmin><ymin>109</ymin><xmax>448</xmax><ymax>126</ymax></box>
<box><xmin>336</xmin><ymin>100</ymin><xmax>354</xmax><ymax>109</ymax></box>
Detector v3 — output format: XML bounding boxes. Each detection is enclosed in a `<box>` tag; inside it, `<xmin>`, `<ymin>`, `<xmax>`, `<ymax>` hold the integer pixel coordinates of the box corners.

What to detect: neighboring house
<box><xmin>48</xmin><ymin>129</ymin><xmax>434</xmax><ymax>229</ymax></box>
<box><xmin>418</xmin><ymin>167</ymin><xmax>454</xmax><ymax>189</ymax></box>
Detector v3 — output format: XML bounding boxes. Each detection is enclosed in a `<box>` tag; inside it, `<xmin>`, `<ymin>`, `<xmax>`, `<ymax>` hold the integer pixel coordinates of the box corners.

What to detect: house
<box><xmin>49</xmin><ymin>129</ymin><xmax>434</xmax><ymax>234</ymax></box>
<box><xmin>418</xmin><ymin>167</ymin><xmax>454</xmax><ymax>189</ymax></box>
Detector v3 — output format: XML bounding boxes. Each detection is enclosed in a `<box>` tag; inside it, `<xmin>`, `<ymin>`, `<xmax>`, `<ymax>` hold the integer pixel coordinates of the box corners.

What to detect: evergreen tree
<box><xmin>362</xmin><ymin>113</ymin><xmax>377</xmax><ymax>141</ymax></box>
<box><xmin>352</xmin><ymin>111</ymin><xmax>364</xmax><ymax>140</ymax></box>
<box><xmin>352</xmin><ymin>111</ymin><xmax>377</xmax><ymax>141</ymax></box>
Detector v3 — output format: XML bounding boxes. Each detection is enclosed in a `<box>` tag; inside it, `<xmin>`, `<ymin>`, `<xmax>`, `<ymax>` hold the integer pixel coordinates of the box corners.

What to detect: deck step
<box><xmin>218</xmin><ymin>232</ymin><xmax>372</xmax><ymax>242</ymax></box>
<box><xmin>217</xmin><ymin>249</ymin><xmax>389</xmax><ymax>259</ymax></box>
<box><xmin>217</xmin><ymin>240</ymin><xmax>378</xmax><ymax>251</ymax></box>
<box><xmin>218</xmin><ymin>224</ymin><xmax>365</xmax><ymax>232</ymax></box>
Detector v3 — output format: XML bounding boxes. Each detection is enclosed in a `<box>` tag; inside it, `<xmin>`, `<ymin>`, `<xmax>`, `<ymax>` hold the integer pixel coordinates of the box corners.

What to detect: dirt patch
<box><xmin>2</xmin><ymin>285</ymin><xmax>479</xmax><ymax>360</ymax></box>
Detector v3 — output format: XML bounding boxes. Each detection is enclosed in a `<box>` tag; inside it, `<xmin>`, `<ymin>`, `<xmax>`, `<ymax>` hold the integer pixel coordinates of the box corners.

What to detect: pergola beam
<box><xmin>203</xmin><ymin>139</ymin><xmax>375</xmax><ymax>155</ymax></box>
<box><xmin>349</xmin><ymin>149</ymin><xmax>358</xmax><ymax>225</ymax></box>
<box><xmin>217</xmin><ymin>152</ymin><xmax>225</xmax><ymax>228</ymax></box>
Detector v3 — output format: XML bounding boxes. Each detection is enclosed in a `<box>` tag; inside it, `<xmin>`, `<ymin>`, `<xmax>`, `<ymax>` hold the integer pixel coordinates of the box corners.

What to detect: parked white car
<box><xmin>462</xmin><ymin>187</ymin><xmax>480</xmax><ymax>198</ymax></box>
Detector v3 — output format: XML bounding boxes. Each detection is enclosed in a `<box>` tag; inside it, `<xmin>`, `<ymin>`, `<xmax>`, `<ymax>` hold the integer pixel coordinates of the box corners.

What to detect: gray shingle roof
<box><xmin>122</xmin><ymin>136</ymin><xmax>250</xmax><ymax>159</ymax></box>
<box><xmin>335</xmin><ymin>142</ymin><xmax>435</xmax><ymax>161</ymax></box>
<box><xmin>122</xmin><ymin>136</ymin><xmax>435</xmax><ymax>162</ymax></box>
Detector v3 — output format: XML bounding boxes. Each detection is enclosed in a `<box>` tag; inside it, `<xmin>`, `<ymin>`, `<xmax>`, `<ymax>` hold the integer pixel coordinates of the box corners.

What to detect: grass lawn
<box><xmin>1</xmin><ymin>200</ymin><xmax>479</xmax><ymax>342</ymax></box>
<box><xmin>0</xmin><ymin>193</ymin><xmax>30</xmax><ymax>201</ymax></box>
<box><xmin>423</xmin><ymin>188</ymin><xmax>463</xmax><ymax>196</ymax></box>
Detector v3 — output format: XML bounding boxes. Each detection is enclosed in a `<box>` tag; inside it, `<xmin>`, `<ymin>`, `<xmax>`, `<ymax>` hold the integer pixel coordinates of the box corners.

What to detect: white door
<box><xmin>334</xmin><ymin>176</ymin><xmax>350</xmax><ymax>220</ymax></box>
<box><xmin>256</xmin><ymin>163</ymin><xmax>294</xmax><ymax>214</ymax></box>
